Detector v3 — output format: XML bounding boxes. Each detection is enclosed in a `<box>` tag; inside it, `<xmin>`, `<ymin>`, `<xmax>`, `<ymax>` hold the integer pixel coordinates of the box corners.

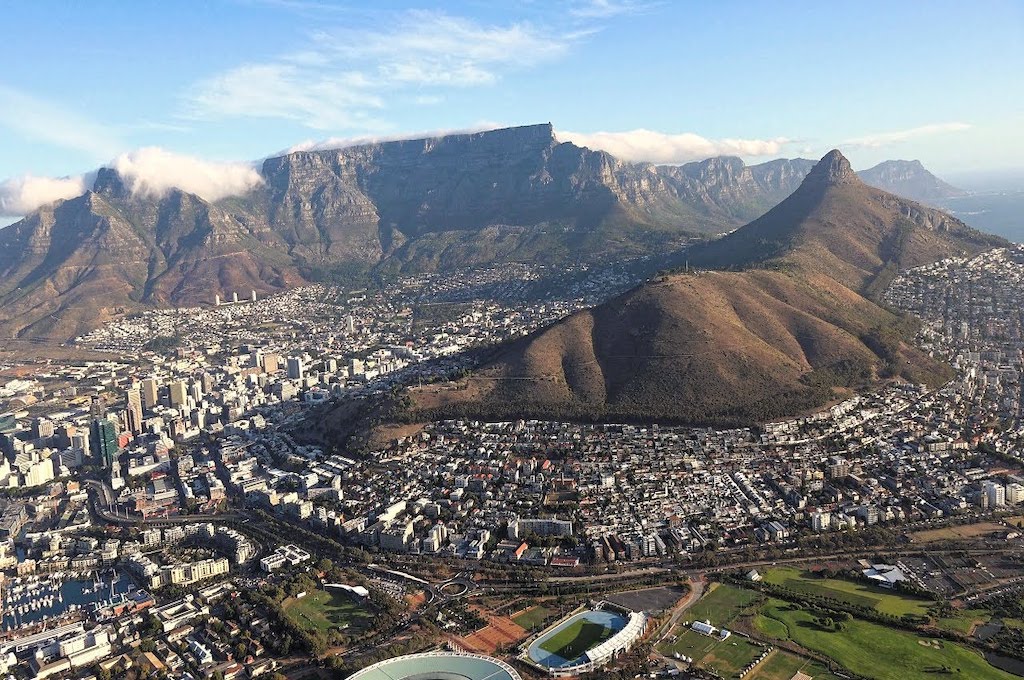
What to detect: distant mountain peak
<box><xmin>858</xmin><ymin>159</ymin><xmax>966</xmax><ymax>204</ymax></box>
<box><xmin>804</xmin><ymin>149</ymin><xmax>860</xmax><ymax>186</ymax></box>
<box><xmin>91</xmin><ymin>167</ymin><xmax>127</xmax><ymax>197</ymax></box>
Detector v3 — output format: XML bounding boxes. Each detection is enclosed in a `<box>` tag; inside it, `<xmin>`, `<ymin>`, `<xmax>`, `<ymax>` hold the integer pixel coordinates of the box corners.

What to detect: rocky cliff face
<box><xmin>0</xmin><ymin>124</ymin><xmax>843</xmax><ymax>339</ymax></box>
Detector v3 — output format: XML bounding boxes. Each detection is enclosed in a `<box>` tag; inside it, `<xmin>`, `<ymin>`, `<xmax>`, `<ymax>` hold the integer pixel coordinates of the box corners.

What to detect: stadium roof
<box><xmin>348</xmin><ymin>652</ymin><xmax>521</xmax><ymax>680</ymax></box>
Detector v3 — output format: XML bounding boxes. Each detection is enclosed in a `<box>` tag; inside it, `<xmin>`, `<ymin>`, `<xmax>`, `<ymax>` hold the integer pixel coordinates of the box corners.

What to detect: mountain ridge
<box><xmin>0</xmin><ymin>124</ymin><xmax>817</xmax><ymax>340</ymax></box>
<box><xmin>395</xmin><ymin>150</ymin><xmax>1006</xmax><ymax>428</ymax></box>
<box><xmin>0</xmin><ymin>126</ymin><xmax>985</xmax><ymax>341</ymax></box>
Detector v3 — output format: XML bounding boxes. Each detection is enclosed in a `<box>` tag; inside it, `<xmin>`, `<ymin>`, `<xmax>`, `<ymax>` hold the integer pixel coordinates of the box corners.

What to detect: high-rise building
<box><xmin>287</xmin><ymin>357</ymin><xmax>304</xmax><ymax>380</ymax></box>
<box><xmin>126</xmin><ymin>388</ymin><xmax>144</xmax><ymax>435</ymax></box>
<box><xmin>263</xmin><ymin>354</ymin><xmax>280</xmax><ymax>373</ymax></box>
<box><xmin>168</xmin><ymin>380</ymin><xmax>188</xmax><ymax>407</ymax></box>
<box><xmin>810</xmin><ymin>511</ymin><xmax>832</xmax><ymax>531</ymax></box>
<box><xmin>1007</xmin><ymin>483</ymin><xmax>1024</xmax><ymax>505</ymax></box>
<box><xmin>90</xmin><ymin>418</ymin><xmax>119</xmax><ymax>468</ymax></box>
<box><xmin>983</xmin><ymin>481</ymin><xmax>1006</xmax><ymax>508</ymax></box>
<box><xmin>89</xmin><ymin>397</ymin><xmax>106</xmax><ymax>420</ymax></box>
<box><xmin>33</xmin><ymin>418</ymin><xmax>55</xmax><ymax>440</ymax></box>
<box><xmin>141</xmin><ymin>379</ymin><xmax>160</xmax><ymax>410</ymax></box>
<box><xmin>346</xmin><ymin>315</ymin><xmax>356</xmax><ymax>334</ymax></box>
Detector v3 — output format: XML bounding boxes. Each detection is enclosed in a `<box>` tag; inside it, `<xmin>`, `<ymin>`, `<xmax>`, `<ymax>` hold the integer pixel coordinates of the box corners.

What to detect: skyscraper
<box><xmin>141</xmin><ymin>378</ymin><xmax>160</xmax><ymax>410</ymax></box>
<box><xmin>287</xmin><ymin>357</ymin><xmax>304</xmax><ymax>380</ymax></box>
<box><xmin>90</xmin><ymin>418</ymin><xmax>119</xmax><ymax>468</ymax></box>
<box><xmin>126</xmin><ymin>387</ymin><xmax>143</xmax><ymax>436</ymax></box>
<box><xmin>169</xmin><ymin>380</ymin><xmax>188</xmax><ymax>407</ymax></box>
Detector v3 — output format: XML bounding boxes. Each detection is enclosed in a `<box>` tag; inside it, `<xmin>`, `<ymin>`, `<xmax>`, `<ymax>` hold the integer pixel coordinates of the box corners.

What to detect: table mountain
<box><xmin>406</xmin><ymin>150</ymin><xmax>1005</xmax><ymax>427</ymax></box>
<box><xmin>0</xmin><ymin>124</ymin><xmax>816</xmax><ymax>340</ymax></box>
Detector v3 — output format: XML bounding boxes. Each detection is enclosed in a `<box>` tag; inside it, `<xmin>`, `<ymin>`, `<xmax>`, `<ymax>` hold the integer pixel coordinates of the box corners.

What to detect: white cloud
<box><xmin>569</xmin><ymin>0</ymin><xmax>658</xmax><ymax>19</ymax></box>
<box><xmin>110</xmin><ymin>147</ymin><xmax>264</xmax><ymax>202</ymax></box>
<box><xmin>189</xmin><ymin>64</ymin><xmax>386</xmax><ymax>130</ymax></box>
<box><xmin>0</xmin><ymin>174</ymin><xmax>88</xmax><ymax>217</ymax></box>
<box><xmin>842</xmin><ymin>122</ymin><xmax>972</xmax><ymax>149</ymax></box>
<box><xmin>186</xmin><ymin>11</ymin><xmax>571</xmax><ymax>129</ymax></box>
<box><xmin>281</xmin><ymin>122</ymin><xmax>507</xmax><ymax>154</ymax></box>
<box><xmin>0</xmin><ymin>85</ymin><xmax>122</xmax><ymax>160</ymax></box>
<box><xmin>558</xmin><ymin>128</ymin><xmax>792</xmax><ymax>164</ymax></box>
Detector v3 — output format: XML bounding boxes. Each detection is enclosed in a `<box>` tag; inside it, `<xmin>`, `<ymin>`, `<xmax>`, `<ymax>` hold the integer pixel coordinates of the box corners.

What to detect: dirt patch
<box><xmin>458</xmin><ymin>609</ymin><xmax>528</xmax><ymax>654</ymax></box>
<box><xmin>910</xmin><ymin>522</ymin><xmax>1005</xmax><ymax>543</ymax></box>
<box><xmin>367</xmin><ymin>422</ymin><xmax>427</xmax><ymax>449</ymax></box>
<box><xmin>406</xmin><ymin>591</ymin><xmax>427</xmax><ymax>610</ymax></box>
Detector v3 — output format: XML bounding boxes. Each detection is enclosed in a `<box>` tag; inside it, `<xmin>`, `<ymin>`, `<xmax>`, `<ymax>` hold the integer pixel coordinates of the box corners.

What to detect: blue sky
<box><xmin>1</xmin><ymin>0</ymin><xmax>1022</xmax><ymax>218</ymax></box>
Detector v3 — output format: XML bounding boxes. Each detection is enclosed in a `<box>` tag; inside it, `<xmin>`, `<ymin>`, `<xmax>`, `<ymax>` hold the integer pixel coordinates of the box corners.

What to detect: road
<box><xmin>85</xmin><ymin>479</ymin><xmax>241</xmax><ymax>526</ymax></box>
<box><xmin>652</xmin><ymin>575</ymin><xmax>706</xmax><ymax>648</ymax></box>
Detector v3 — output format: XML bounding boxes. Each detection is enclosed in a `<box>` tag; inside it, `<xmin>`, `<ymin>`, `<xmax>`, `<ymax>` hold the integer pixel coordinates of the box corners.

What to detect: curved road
<box><xmin>85</xmin><ymin>479</ymin><xmax>241</xmax><ymax>525</ymax></box>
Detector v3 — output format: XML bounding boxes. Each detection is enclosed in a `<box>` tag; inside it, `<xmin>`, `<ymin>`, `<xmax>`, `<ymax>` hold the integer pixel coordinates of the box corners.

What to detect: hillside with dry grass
<box><xmin>402</xmin><ymin>151</ymin><xmax>1005</xmax><ymax>426</ymax></box>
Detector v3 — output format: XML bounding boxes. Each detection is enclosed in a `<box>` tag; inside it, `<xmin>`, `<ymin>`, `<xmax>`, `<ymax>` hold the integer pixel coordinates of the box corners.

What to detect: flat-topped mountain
<box><xmin>859</xmin><ymin>159</ymin><xmax>967</xmax><ymax>205</ymax></box>
<box><xmin>404</xmin><ymin>150</ymin><xmax>1005</xmax><ymax>427</ymax></box>
<box><xmin>0</xmin><ymin>124</ymin><xmax>816</xmax><ymax>340</ymax></box>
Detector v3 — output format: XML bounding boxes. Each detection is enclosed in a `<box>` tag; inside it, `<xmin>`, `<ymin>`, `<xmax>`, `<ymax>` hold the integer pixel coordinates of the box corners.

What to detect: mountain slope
<box><xmin>0</xmin><ymin>175</ymin><xmax>302</xmax><ymax>340</ymax></box>
<box><xmin>405</xmin><ymin>151</ymin><xmax>1006</xmax><ymax>426</ymax></box>
<box><xmin>858</xmin><ymin>159</ymin><xmax>967</xmax><ymax>205</ymax></box>
<box><xmin>0</xmin><ymin>124</ymin><xmax>818</xmax><ymax>340</ymax></box>
<box><xmin>688</xmin><ymin>151</ymin><xmax>997</xmax><ymax>295</ymax></box>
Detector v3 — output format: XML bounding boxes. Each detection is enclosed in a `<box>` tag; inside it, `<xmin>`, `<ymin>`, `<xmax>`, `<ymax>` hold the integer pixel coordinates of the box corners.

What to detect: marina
<box><xmin>1</xmin><ymin>570</ymin><xmax>134</xmax><ymax>630</ymax></box>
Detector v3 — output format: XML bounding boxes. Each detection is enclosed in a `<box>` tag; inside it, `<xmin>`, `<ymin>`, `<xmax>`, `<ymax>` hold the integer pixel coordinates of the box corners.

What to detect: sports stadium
<box><xmin>524</xmin><ymin>602</ymin><xmax>648</xmax><ymax>676</ymax></box>
<box><xmin>347</xmin><ymin>651</ymin><xmax>522</xmax><ymax>680</ymax></box>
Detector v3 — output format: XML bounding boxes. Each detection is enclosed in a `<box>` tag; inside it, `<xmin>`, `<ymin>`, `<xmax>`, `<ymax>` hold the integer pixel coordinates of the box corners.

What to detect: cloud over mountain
<box><xmin>558</xmin><ymin>129</ymin><xmax>792</xmax><ymax>164</ymax></box>
<box><xmin>0</xmin><ymin>174</ymin><xmax>88</xmax><ymax>217</ymax></box>
<box><xmin>110</xmin><ymin>147</ymin><xmax>264</xmax><ymax>202</ymax></box>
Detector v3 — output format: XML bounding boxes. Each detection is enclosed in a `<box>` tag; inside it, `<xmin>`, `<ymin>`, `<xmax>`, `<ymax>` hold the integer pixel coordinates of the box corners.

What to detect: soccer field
<box><xmin>538</xmin><ymin>619</ymin><xmax>616</xmax><ymax>660</ymax></box>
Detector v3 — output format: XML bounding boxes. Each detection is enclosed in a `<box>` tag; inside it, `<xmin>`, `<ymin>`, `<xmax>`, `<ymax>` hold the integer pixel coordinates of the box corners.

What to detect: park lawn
<box><xmin>754</xmin><ymin>612</ymin><xmax>790</xmax><ymax>640</ymax></box>
<box><xmin>686</xmin><ymin>583</ymin><xmax>763</xmax><ymax>626</ymax></box>
<box><xmin>763</xmin><ymin>566</ymin><xmax>932</xmax><ymax>616</ymax></box>
<box><xmin>701</xmin><ymin>636</ymin><xmax>764</xmax><ymax>678</ymax></box>
<box><xmin>748</xmin><ymin>650</ymin><xmax>842</xmax><ymax>680</ymax></box>
<box><xmin>539</xmin><ymin>619</ymin><xmax>616</xmax><ymax>660</ymax></box>
<box><xmin>513</xmin><ymin>605</ymin><xmax>555</xmax><ymax>631</ymax></box>
<box><xmin>283</xmin><ymin>589</ymin><xmax>373</xmax><ymax>635</ymax></box>
<box><xmin>758</xmin><ymin>598</ymin><xmax>1018</xmax><ymax>680</ymax></box>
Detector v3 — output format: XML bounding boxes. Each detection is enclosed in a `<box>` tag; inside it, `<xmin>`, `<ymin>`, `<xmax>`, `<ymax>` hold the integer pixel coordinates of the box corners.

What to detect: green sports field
<box><xmin>686</xmin><ymin>583</ymin><xmax>763</xmax><ymax>625</ymax></box>
<box><xmin>539</xmin><ymin>619</ymin><xmax>616</xmax><ymax>660</ymax></box>
<box><xmin>283</xmin><ymin>589</ymin><xmax>373</xmax><ymax>634</ymax></box>
<box><xmin>514</xmin><ymin>605</ymin><xmax>555</xmax><ymax>631</ymax></box>
<box><xmin>748</xmin><ymin>650</ymin><xmax>843</xmax><ymax>680</ymax></box>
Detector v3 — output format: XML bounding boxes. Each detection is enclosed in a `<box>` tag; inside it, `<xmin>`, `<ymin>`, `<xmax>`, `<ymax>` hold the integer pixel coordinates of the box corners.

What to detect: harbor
<box><xmin>1</xmin><ymin>569</ymin><xmax>134</xmax><ymax>630</ymax></box>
